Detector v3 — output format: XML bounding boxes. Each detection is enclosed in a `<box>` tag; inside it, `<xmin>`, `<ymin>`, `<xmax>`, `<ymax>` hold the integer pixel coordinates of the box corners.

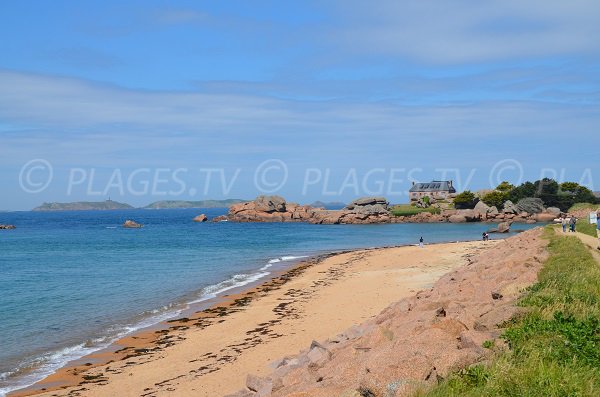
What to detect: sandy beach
<box><xmin>12</xmin><ymin>239</ymin><xmax>496</xmax><ymax>397</ymax></box>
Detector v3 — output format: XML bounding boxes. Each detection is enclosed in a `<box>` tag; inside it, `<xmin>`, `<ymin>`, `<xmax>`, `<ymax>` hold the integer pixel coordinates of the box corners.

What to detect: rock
<box><xmin>448</xmin><ymin>214</ymin><xmax>467</xmax><ymax>223</ymax></box>
<box><xmin>193</xmin><ymin>214</ymin><xmax>208</xmax><ymax>222</ymax></box>
<box><xmin>502</xmin><ymin>200</ymin><xmax>518</xmax><ymax>214</ymax></box>
<box><xmin>246</xmin><ymin>374</ymin><xmax>271</xmax><ymax>393</ymax></box>
<box><xmin>0</xmin><ymin>224</ymin><xmax>16</xmax><ymax>229</ymax></box>
<box><xmin>224</xmin><ymin>390</ymin><xmax>255</xmax><ymax>397</ymax></box>
<box><xmin>473</xmin><ymin>201</ymin><xmax>490</xmax><ymax>219</ymax></box>
<box><xmin>491</xmin><ymin>291</ymin><xmax>503</xmax><ymax>300</ymax></box>
<box><xmin>211</xmin><ymin>215</ymin><xmax>228</xmax><ymax>222</ymax></box>
<box><xmin>123</xmin><ymin>220</ymin><xmax>142</xmax><ymax>228</ymax></box>
<box><xmin>545</xmin><ymin>207</ymin><xmax>561</xmax><ymax>216</ymax></box>
<box><xmin>254</xmin><ymin>195</ymin><xmax>286</xmax><ymax>213</ymax></box>
<box><xmin>497</xmin><ymin>222</ymin><xmax>511</xmax><ymax>233</ymax></box>
<box><xmin>516</xmin><ymin>198</ymin><xmax>544</xmax><ymax>214</ymax></box>
<box><xmin>488</xmin><ymin>206</ymin><xmax>499</xmax><ymax>217</ymax></box>
<box><xmin>533</xmin><ymin>212</ymin><xmax>556</xmax><ymax>222</ymax></box>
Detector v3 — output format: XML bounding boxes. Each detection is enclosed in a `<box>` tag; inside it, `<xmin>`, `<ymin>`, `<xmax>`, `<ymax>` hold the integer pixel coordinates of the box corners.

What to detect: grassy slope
<box><xmin>390</xmin><ymin>204</ymin><xmax>441</xmax><ymax>217</ymax></box>
<box><xmin>417</xmin><ymin>227</ymin><xmax>600</xmax><ymax>396</ymax></box>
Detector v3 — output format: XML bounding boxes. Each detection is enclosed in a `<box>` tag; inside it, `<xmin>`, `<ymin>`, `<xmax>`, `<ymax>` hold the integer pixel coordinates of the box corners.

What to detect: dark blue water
<box><xmin>0</xmin><ymin>209</ymin><xmax>537</xmax><ymax>395</ymax></box>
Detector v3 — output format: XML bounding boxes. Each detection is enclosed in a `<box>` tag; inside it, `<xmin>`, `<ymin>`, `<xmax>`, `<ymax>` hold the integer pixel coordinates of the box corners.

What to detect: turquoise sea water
<box><xmin>0</xmin><ymin>209</ymin><xmax>537</xmax><ymax>395</ymax></box>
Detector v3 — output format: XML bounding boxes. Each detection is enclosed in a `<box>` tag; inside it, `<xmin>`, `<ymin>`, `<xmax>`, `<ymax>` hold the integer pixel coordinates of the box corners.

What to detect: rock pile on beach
<box><xmin>0</xmin><ymin>224</ymin><xmax>16</xmax><ymax>229</ymax></box>
<box><xmin>226</xmin><ymin>228</ymin><xmax>547</xmax><ymax>397</ymax></box>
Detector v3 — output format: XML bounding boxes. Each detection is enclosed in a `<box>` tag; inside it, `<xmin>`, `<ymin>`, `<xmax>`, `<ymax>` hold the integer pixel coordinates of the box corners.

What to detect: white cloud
<box><xmin>328</xmin><ymin>0</ymin><xmax>600</xmax><ymax>63</ymax></box>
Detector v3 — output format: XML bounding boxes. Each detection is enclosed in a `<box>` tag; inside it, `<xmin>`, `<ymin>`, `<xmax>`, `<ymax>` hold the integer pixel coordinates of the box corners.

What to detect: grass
<box><xmin>577</xmin><ymin>218</ymin><xmax>599</xmax><ymax>238</ymax></box>
<box><xmin>390</xmin><ymin>204</ymin><xmax>441</xmax><ymax>217</ymax></box>
<box><xmin>415</xmin><ymin>227</ymin><xmax>600</xmax><ymax>397</ymax></box>
<box><xmin>569</xmin><ymin>203</ymin><xmax>600</xmax><ymax>212</ymax></box>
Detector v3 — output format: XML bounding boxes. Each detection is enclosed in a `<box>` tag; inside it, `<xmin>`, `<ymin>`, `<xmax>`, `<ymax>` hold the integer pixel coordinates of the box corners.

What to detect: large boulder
<box><xmin>502</xmin><ymin>200</ymin><xmax>518</xmax><ymax>214</ymax></box>
<box><xmin>473</xmin><ymin>201</ymin><xmax>490</xmax><ymax>219</ymax></box>
<box><xmin>193</xmin><ymin>214</ymin><xmax>208</xmax><ymax>222</ymax></box>
<box><xmin>448</xmin><ymin>214</ymin><xmax>467</xmax><ymax>223</ymax></box>
<box><xmin>254</xmin><ymin>195</ymin><xmax>286</xmax><ymax>212</ymax></box>
<box><xmin>546</xmin><ymin>207</ymin><xmax>561</xmax><ymax>216</ymax></box>
<box><xmin>516</xmin><ymin>198</ymin><xmax>544</xmax><ymax>214</ymax></box>
<box><xmin>533</xmin><ymin>212</ymin><xmax>557</xmax><ymax>222</ymax></box>
<box><xmin>497</xmin><ymin>222</ymin><xmax>511</xmax><ymax>233</ymax></box>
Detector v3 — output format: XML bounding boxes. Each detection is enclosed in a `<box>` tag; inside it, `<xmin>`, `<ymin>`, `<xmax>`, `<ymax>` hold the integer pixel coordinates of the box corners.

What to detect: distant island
<box><xmin>33</xmin><ymin>200</ymin><xmax>134</xmax><ymax>211</ymax></box>
<box><xmin>308</xmin><ymin>201</ymin><xmax>346</xmax><ymax>210</ymax></box>
<box><xmin>31</xmin><ymin>199</ymin><xmax>249</xmax><ymax>211</ymax></box>
<box><xmin>143</xmin><ymin>199</ymin><xmax>247</xmax><ymax>209</ymax></box>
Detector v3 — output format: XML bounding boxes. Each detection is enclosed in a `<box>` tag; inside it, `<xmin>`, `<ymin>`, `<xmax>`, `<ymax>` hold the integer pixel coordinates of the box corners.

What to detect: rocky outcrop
<box><xmin>224</xmin><ymin>196</ymin><xmax>556</xmax><ymax>225</ymax></box>
<box><xmin>516</xmin><ymin>198</ymin><xmax>544</xmax><ymax>214</ymax></box>
<box><xmin>0</xmin><ymin>224</ymin><xmax>16</xmax><ymax>229</ymax></box>
<box><xmin>193</xmin><ymin>214</ymin><xmax>208</xmax><ymax>222</ymax></box>
<box><xmin>228</xmin><ymin>196</ymin><xmax>318</xmax><ymax>223</ymax></box>
<box><xmin>123</xmin><ymin>220</ymin><xmax>143</xmax><ymax>228</ymax></box>
<box><xmin>497</xmin><ymin>221</ymin><xmax>511</xmax><ymax>233</ymax></box>
<box><xmin>227</xmin><ymin>229</ymin><xmax>547</xmax><ymax>397</ymax></box>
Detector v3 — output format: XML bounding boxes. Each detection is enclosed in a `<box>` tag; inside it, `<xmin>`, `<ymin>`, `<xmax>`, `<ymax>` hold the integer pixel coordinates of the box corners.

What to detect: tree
<box><xmin>453</xmin><ymin>190</ymin><xmax>477</xmax><ymax>209</ymax></box>
<box><xmin>496</xmin><ymin>181</ymin><xmax>515</xmax><ymax>192</ymax></box>
<box><xmin>482</xmin><ymin>191</ymin><xmax>508</xmax><ymax>209</ymax></box>
<box><xmin>560</xmin><ymin>182</ymin><xmax>580</xmax><ymax>193</ymax></box>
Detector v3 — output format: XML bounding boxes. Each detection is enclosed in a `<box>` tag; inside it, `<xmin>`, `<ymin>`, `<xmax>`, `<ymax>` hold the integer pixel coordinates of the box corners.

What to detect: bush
<box><xmin>496</xmin><ymin>181</ymin><xmax>515</xmax><ymax>192</ymax></box>
<box><xmin>453</xmin><ymin>191</ymin><xmax>477</xmax><ymax>209</ymax></box>
<box><xmin>482</xmin><ymin>191</ymin><xmax>508</xmax><ymax>209</ymax></box>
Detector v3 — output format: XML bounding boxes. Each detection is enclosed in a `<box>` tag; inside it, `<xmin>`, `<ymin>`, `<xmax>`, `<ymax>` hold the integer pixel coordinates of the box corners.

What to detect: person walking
<box><xmin>596</xmin><ymin>210</ymin><xmax>600</xmax><ymax>250</ymax></box>
<box><xmin>569</xmin><ymin>216</ymin><xmax>577</xmax><ymax>233</ymax></box>
<box><xmin>419</xmin><ymin>236</ymin><xmax>424</xmax><ymax>248</ymax></box>
<box><xmin>561</xmin><ymin>216</ymin><xmax>567</xmax><ymax>233</ymax></box>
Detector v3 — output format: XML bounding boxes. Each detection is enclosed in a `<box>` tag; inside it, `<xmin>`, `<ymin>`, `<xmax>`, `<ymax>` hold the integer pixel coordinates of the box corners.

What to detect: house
<box><xmin>409</xmin><ymin>180</ymin><xmax>456</xmax><ymax>203</ymax></box>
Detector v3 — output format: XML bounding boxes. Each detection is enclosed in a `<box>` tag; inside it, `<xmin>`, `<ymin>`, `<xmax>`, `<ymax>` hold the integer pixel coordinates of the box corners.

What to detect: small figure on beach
<box><xmin>596</xmin><ymin>210</ymin><xmax>600</xmax><ymax>250</ymax></box>
<box><xmin>561</xmin><ymin>216</ymin><xmax>567</xmax><ymax>233</ymax></box>
<box><xmin>419</xmin><ymin>236</ymin><xmax>424</xmax><ymax>248</ymax></box>
<box><xmin>482</xmin><ymin>232</ymin><xmax>489</xmax><ymax>241</ymax></box>
<box><xmin>569</xmin><ymin>216</ymin><xmax>577</xmax><ymax>233</ymax></box>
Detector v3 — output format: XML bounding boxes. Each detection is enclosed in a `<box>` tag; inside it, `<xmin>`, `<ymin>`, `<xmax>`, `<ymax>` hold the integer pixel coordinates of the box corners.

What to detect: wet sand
<box><xmin>12</xmin><ymin>240</ymin><xmax>496</xmax><ymax>397</ymax></box>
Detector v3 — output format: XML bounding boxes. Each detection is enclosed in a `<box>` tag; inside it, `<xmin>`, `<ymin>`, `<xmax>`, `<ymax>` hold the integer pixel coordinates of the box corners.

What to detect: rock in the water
<box><xmin>0</xmin><ymin>224</ymin><xmax>16</xmax><ymax>229</ymax></box>
<box><xmin>193</xmin><ymin>214</ymin><xmax>208</xmax><ymax>222</ymax></box>
<box><xmin>123</xmin><ymin>220</ymin><xmax>143</xmax><ymax>228</ymax></box>
<box><xmin>497</xmin><ymin>222</ymin><xmax>511</xmax><ymax>233</ymax></box>
<box><xmin>516</xmin><ymin>198</ymin><xmax>544</xmax><ymax>214</ymax></box>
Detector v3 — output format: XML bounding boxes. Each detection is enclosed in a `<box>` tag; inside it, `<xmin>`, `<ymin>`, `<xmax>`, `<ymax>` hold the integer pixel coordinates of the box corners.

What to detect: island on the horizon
<box><xmin>31</xmin><ymin>199</ymin><xmax>249</xmax><ymax>211</ymax></box>
<box><xmin>33</xmin><ymin>200</ymin><xmax>134</xmax><ymax>211</ymax></box>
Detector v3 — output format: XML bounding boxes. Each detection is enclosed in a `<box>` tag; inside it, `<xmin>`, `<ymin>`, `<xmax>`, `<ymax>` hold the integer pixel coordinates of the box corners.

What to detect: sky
<box><xmin>0</xmin><ymin>1</ymin><xmax>599</xmax><ymax>210</ymax></box>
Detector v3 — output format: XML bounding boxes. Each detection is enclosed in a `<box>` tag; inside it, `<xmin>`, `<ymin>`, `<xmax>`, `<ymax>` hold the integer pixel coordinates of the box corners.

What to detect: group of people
<box><xmin>561</xmin><ymin>215</ymin><xmax>577</xmax><ymax>233</ymax></box>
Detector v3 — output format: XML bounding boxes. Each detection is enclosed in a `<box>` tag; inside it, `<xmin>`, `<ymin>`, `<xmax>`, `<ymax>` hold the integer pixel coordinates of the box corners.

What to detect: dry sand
<box><xmin>13</xmin><ymin>240</ymin><xmax>497</xmax><ymax>397</ymax></box>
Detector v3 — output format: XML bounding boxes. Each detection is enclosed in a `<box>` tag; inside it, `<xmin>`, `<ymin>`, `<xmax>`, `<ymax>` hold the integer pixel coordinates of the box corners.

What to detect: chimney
<box><xmin>449</xmin><ymin>180</ymin><xmax>453</xmax><ymax>188</ymax></box>
<box><xmin>412</xmin><ymin>181</ymin><xmax>415</xmax><ymax>186</ymax></box>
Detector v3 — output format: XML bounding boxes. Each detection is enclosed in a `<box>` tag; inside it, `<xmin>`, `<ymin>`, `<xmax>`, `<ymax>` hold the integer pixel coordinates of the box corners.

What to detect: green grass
<box><xmin>569</xmin><ymin>203</ymin><xmax>600</xmax><ymax>212</ymax></box>
<box><xmin>415</xmin><ymin>227</ymin><xmax>600</xmax><ymax>397</ymax></box>
<box><xmin>390</xmin><ymin>204</ymin><xmax>441</xmax><ymax>217</ymax></box>
<box><xmin>577</xmin><ymin>218</ymin><xmax>599</xmax><ymax>238</ymax></box>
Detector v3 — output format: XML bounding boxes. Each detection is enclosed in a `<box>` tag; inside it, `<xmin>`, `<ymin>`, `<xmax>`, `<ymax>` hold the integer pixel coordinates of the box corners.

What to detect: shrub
<box><xmin>482</xmin><ymin>191</ymin><xmax>508</xmax><ymax>209</ymax></box>
<box><xmin>453</xmin><ymin>191</ymin><xmax>477</xmax><ymax>209</ymax></box>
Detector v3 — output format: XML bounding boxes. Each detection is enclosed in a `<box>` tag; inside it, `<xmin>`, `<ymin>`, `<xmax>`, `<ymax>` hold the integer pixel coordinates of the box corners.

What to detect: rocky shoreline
<box><xmin>217</xmin><ymin>195</ymin><xmax>560</xmax><ymax>228</ymax></box>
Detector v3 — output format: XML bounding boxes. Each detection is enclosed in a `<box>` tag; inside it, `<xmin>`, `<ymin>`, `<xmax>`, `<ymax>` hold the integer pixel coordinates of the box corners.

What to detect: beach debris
<box><xmin>192</xmin><ymin>214</ymin><xmax>208</xmax><ymax>222</ymax></box>
<box><xmin>435</xmin><ymin>307</ymin><xmax>447</xmax><ymax>317</ymax></box>
<box><xmin>122</xmin><ymin>219</ymin><xmax>143</xmax><ymax>228</ymax></box>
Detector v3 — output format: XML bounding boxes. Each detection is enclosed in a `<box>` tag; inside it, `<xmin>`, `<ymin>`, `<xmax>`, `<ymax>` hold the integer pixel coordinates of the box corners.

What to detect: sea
<box><xmin>0</xmin><ymin>208</ymin><xmax>538</xmax><ymax>396</ymax></box>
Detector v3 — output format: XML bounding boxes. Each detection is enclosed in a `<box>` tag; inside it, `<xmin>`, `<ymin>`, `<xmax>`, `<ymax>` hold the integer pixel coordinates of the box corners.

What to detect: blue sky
<box><xmin>1</xmin><ymin>1</ymin><xmax>599</xmax><ymax>210</ymax></box>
